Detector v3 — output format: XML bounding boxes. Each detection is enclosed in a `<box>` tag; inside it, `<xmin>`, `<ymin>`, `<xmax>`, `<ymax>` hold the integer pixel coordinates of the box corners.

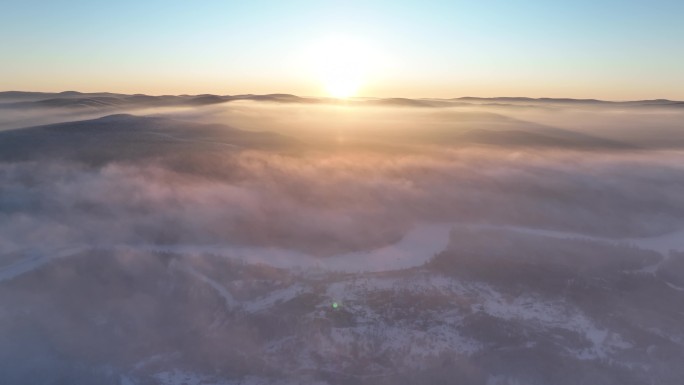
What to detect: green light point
<box><xmin>332</xmin><ymin>302</ymin><xmax>339</xmax><ymax>309</ymax></box>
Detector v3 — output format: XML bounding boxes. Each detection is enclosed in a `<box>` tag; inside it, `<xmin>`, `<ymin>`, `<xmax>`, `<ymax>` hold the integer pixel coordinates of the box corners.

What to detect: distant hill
<box><xmin>373</xmin><ymin>111</ymin><xmax>636</xmax><ymax>150</ymax></box>
<box><xmin>0</xmin><ymin>92</ymin><xmax>319</xmax><ymax>110</ymax></box>
<box><xmin>453</xmin><ymin>96</ymin><xmax>684</xmax><ymax>108</ymax></box>
<box><xmin>409</xmin><ymin>127</ymin><xmax>633</xmax><ymax>150</ymax></box>
<box><xmin>0</xmin><ymin>114</ymin><xmax>298</xmax><ymax>165</ymax></box>
<box><xmin>2</xmin><ymin>91</ymin><xmax>682</xmax><ymax>110</ymax></box>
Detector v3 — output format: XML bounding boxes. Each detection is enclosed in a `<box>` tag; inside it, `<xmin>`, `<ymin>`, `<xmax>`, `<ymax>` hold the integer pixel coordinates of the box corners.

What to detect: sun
<box><xmin>324</xmin><ymin>70</ymin><xmax>361</xmax><ymax>99</ymax></box>
<box><xmin>308</xmin><ymin>36</ymin><xmax>374</xmax><ymax>99</ymax></box>
<box><xmin>324</xmin><ymin>68</ymin><xmax>362</xmax><ymax>99</ymax></box>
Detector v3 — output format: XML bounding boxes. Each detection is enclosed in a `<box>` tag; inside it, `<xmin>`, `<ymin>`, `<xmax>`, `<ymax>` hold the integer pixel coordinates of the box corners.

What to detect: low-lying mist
<box><xmin>1</xmin><ymin>94</ymin><xmax>684</xmax><ymax>384</ymax></box>
<box><xmin>2</xmin><ymin>146</ymin><xmax>684</xmax><ymax>259</ymax></box>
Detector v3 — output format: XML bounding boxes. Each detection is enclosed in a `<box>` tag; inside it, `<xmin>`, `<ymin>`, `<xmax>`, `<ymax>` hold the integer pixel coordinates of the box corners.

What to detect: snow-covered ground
<box><xmin>324</xmin><ymin>273</ymin><xmax>631</xmax><ymax>361</ymax></box>
<box><xmin>2</xmin><ymin>222</ymin><xmax>679</xmax><ymax>384</ymax></box>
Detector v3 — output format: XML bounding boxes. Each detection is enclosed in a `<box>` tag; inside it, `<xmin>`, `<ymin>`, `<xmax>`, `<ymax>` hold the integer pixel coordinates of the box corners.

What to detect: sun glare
<box><xmin>308</xmin><ymin>36</ymin><xmax>375</xmax><ymax>99</ymax></box>
<box><xmin>324</xmin><ymin>70</ymin><xmax>361</xmax><ymax>99</ymax></box>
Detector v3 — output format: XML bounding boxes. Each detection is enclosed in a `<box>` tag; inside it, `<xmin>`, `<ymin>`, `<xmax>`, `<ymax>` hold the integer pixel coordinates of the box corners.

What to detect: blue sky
<box><xmin>1</xmin><ymin>0</ymin><xmax>682</xmax><ymax>99</ymax></box>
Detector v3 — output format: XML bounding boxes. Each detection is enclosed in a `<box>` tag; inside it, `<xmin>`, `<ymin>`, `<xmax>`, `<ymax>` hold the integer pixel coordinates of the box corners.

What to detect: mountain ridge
<box><xmin>1</xmin><ymin>91</ymin><xmax>681</xmax><ymax>109</ymax></box>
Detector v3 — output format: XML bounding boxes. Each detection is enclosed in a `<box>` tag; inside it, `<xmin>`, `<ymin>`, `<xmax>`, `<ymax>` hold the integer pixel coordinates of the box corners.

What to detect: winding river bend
<box><xmin>2</xmin><ymin>222</ymin><xmax>683</xmax><ymax>283</ymax></box>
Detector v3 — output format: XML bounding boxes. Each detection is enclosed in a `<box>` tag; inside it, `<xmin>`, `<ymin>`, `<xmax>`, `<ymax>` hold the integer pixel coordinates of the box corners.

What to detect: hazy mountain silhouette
<box><xmin>454</xmin><ymin>96</ymin><xmax>684</xmax><ymax>108</ymax></box>
<box><xmin>380</xmin><ymin>111</ymin><xmax>636</xmax><ymax>149</ymax></box>
<box><xmin>2</xmin><ymin>91</ymin><xmax>681</xmax><ymax>111</ymax></box>
<box><xmin>0</xmin><ymin>114</ymin><xmax>297</xmax><ymax>165</ymax></box>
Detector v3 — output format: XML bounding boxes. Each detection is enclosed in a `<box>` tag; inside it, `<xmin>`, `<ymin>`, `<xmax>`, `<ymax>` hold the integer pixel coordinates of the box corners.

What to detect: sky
<box><xmin>1</xmin><ymin>0</ymin><xmax>683</xmax><ymax>100</ymax></box>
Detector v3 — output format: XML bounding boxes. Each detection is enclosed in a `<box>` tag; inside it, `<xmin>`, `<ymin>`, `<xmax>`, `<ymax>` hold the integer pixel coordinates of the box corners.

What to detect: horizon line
<box><xmin>1</xmin><ymin>90</ymin><xmax>682</xmax><ymax>104</ymax></box>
